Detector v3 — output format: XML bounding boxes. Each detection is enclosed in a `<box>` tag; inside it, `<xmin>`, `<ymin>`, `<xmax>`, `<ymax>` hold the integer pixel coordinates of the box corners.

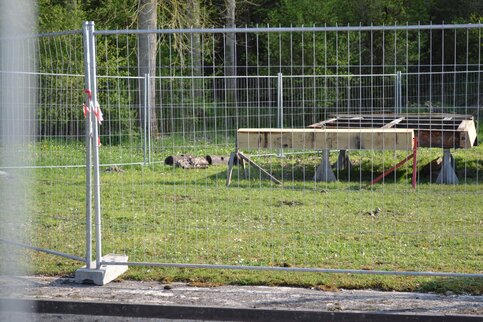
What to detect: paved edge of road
<box><xmin>1</xmin><ymin>298</ymin><xmax>482</xmax><ymax>322</ymax></box>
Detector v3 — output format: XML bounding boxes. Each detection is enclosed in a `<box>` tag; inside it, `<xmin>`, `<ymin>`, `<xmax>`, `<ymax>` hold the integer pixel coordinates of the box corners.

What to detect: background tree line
<box><xmin>36</xmin><ymin>0</ymin><xmax>482</xmax><ymax>140</ymax></box>
<box><xmin>38</xmin><ymin>0</ymin><xmax>482</xmax><ymax>34</ymax></box>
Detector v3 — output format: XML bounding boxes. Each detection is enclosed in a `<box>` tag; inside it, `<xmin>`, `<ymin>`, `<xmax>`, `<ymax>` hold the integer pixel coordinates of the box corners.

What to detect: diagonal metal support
<box><xmin>369</xmin><ymin>137</ymin><xmax>419</xmax><ymax>188</ymax></box>
<box><xmin>237</xmin><ymin>152</ymin><xmax>282</xmax><ymax>185</ymax></box>
<box><xmin>226</xmin><ymin>151</ymin><xmax>282</xmax><ymax>186</ymax></box>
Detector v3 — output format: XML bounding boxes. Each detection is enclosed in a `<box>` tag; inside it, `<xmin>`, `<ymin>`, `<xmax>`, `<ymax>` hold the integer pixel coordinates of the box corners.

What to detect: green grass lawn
<box><xmin>4</xmin><ymin>135</ymin><xmax>482</xmax><ymax>294</ymax></box>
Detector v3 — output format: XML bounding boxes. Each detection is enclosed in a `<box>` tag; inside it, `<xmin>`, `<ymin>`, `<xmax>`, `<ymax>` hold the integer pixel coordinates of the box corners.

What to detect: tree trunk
<box><xmin>225</xmin><ymin>0</ymin><xmax>236</xmax><ymax>78</ymax></box>
<box><xmin>187</xmin><ymin>0</ymin><xmax>202</xmax><ymax>76</ymax></box>
<box><xmin>224</xmin><ymin>0</ymin><xmax>237</xmax><ymax>126</ymax></box>
<box><xmin>138</xmin><ymin>0</ymin><xmax>159</xmax><ymax>138</ymax></box>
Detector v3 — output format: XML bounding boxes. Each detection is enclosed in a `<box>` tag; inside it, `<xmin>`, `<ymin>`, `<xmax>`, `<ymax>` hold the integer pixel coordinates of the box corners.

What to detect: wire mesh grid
<box><xmin>1</xmin><ymin>24</ymin><xmax>481</xmax><ymax>277</ymax></box>
<box><xmin>92</xmin><ymin>25</ymin><xmax>482</xmax><ymax>276</ymax></box>
<box><xmin>1</xmin><ymin>30</ymin><xmax>88</xmax><ymax>266</ymax></box>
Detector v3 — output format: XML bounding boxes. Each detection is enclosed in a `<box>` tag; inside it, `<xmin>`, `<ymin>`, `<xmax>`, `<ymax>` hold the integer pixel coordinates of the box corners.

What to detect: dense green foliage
<box><xmin>34</xmin><ymin>1</ymin><xmax>482</xmax><ymax>140</ymax></box>
<box><xmin>37</xmin><ymin>0</ymin><xmax>482</xmax><ymax>33</ymax></box>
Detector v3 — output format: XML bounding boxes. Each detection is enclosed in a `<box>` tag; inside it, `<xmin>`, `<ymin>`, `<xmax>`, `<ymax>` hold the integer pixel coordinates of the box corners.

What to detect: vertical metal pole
<box><xmin>147</xmin><ymin>73</ymin><xmax>152</xmax><ymax>164</ymax></box>
<box><xmin>277</xmin><ymin>72</ymin><xmax>283</xmax><ymax>128</ymax></box>
<box><xmin>82</xmin><ymin>22</ymin><xmax>92</xmax><ymax>269</ymax></box>
<box><xmin>277</xmin><ymin>72</ymin><xmax>284</xmax><ymax>157</ymax></box>
<box><xmin>398</xmin><ymin>71</ymin><xmax>402</xmax><ymax>113</ymax></box>
<box><xmin>143</xmin><ymin>73</ymin><xmax>148</xmax><ymax>164</ymax></box>
<box><xmin>87</xmin><ymin>21</ymin><xmax>102</xmax><ymax>269</ymax></box>
<box><xmin>395</xmin><ymin>70</ymin><xmax>402</xmax><ymax>114</ymax></box>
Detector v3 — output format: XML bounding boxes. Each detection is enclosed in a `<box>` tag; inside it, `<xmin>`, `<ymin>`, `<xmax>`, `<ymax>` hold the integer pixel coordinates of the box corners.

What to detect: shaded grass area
<box><xmin>11</xmin><ymin>137</ymin><xmax>483</xmax><ymax>294</ymax></box>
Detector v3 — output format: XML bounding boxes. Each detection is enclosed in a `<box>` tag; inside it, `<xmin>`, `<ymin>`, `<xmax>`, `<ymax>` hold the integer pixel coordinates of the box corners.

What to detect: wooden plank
<box><xmin>414</xmin><ymin>119</ymin><xmax>476</xmax><ymax>148</ymax></box>
<box><xmin>457</xmin><ymin>119</ymin><xmax>478</xmax><ymax>148</ymax></box>
<box><xmin>237</xmin><ymin>128</ymin><xmax>414</xmax><ymax>151</ymax></box>
<box><xmin>308</xmin><ymin>118</ymin><xmax>337</xmax><ymax>128</ymax></box>
<box><xmin>325</xmin><ymin>122</ymin><xmax>461</xmax><ymax>130</ymax></box>
<box><xmin>382</xmin><ymin>117</ymin><xmax>405</xmax><ymax>128</ymax></box>
<box><xmin>417</xmin><ymin>130</ymin><xmax>460</xmax><ymax>148</ymax></box>
<box><xmin>330</xmin><ymin>113</ymin><xmax>473</xmax><ymax>120</ymax></box>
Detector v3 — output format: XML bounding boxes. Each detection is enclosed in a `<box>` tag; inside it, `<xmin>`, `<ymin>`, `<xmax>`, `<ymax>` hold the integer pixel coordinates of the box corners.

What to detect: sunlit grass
<box><xmin>14</xmin><ymin>138</ymin><xmax>482</xmax><ymax>294</ymax></box>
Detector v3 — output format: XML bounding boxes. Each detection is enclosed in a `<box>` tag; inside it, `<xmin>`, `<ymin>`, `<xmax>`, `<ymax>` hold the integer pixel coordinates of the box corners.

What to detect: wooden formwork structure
<box><xmin>308</xmin><ymin>113</ymin><xmax>477</xmax><ymax>149</ymax></box>
<box><xmin>228</xmin><ymin>114</ymin><xmax>477</xmax><ymax>186</ymax></box>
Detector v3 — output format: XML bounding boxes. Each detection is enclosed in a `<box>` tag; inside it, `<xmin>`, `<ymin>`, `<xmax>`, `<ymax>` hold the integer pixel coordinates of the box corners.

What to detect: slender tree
<box><xmin>138</xmin><ymin>0</ymin><xmax>158</xmax><ymax>137</ymax></box>
<box><xmin>224</xmin><ymin>0</ymin><xmax>236</xmax><ymax>78</ymax></box>
<box><xmin>224</xmin><ymin>0</ymin><xmax>237</xmax><ymax>105</ymax></box>
<box><xmin>187</xmin><ymin>0</ymin><xmax>202</xmax><ymax>76</ymax></box>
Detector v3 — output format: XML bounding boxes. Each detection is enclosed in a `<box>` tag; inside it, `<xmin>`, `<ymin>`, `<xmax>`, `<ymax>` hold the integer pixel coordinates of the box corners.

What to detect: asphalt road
<box><xmin>0</xmin><ymin>276</ymin><xmax>482</xmax><ymax>321</ymax></box>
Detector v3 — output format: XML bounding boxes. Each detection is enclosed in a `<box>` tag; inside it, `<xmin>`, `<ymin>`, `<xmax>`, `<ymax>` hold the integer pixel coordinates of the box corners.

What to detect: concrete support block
<box><xmin>334</xmin><ymin>150</ymin><xmax>352</xmax><ymax>172</ymax></box>
<box><xmin>435</xmin><ymin>149</ymin><xmax>459</xmax><ymax>184</ymax></box>
<box><xmin>75</xmin><ymin>254</ymin><xmax>128</xmax><ymax>286</ymax></box>
<box><xmin>314</xmin><ymin>149</ymin><xmax>337</xmax><ymax>182</ymax></box>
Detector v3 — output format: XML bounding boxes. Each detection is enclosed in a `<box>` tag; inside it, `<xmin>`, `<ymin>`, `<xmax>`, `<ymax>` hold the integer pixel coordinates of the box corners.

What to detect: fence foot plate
<box><xmin>75</xmin><ymin>254</ymin><xmax>128</xmax><ymax>286</ymax></box>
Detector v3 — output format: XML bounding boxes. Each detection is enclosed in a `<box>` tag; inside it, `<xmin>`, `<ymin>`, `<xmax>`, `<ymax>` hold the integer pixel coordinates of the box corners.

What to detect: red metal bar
<box><xmin>370</xmin><ymin>137</ymin><xmax>418</xmax><ymax>186</ymax></box>
<box><xmin>411</xmin><ymin>137</ymin><xmax>418</xmax><ymax>188</ymax></box>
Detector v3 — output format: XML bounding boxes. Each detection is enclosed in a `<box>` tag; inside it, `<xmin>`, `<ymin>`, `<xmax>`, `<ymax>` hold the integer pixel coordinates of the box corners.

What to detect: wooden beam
<box><xmin>457</xmin><ymin>119</ymin><xmax>478</xmax><ymax>148</ymax></box>
<box><xmin>308</xmin><ymin>118</ymin><xmax>337</xmax><ymax>128</ymax></box>
<box><xmin>237</xmin><ymin>128</ymin><xmax>414</xmax><ymax>151</ymax></box>
<box><xmin>382</xmin><ymin>117</ymin><xmax>405</xmax><ymax>128</ymax></box>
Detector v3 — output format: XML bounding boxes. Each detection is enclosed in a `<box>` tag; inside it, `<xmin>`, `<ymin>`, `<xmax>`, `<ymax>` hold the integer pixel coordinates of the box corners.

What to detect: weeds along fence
<box><xmin>1</xmin><ymin>22</ymin><xmax>482</xmax><ymax>279</ymax></box>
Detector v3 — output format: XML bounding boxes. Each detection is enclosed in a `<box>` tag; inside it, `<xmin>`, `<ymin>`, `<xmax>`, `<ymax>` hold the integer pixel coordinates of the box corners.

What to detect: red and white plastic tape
<box><xmin>83</xmin><ymin>89</ymin><xmax>103</xmax><ymax>146</ymax></box>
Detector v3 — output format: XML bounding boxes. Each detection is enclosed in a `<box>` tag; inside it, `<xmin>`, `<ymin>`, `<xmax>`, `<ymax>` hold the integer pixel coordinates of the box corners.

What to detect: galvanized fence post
<box><xmin>277</xmin><ymin>72</ymin><xmax>284</xmax><ymax>157</ymax></box>
<box><xmin>147</xmin><ymin>73</ymin><xmax>152</xmax><ymax>164</ymax></box>
<box><xmin>82</xmin><ymin>21</ymin><xmax>93</xmax><ymax>269</ymax></box>
<box><xmin>77</xmin><ymin>23</ymin><xmax>130</xmax><ymax>284</ymax></box>
<box><xmin>143</xmin><ymin>73</ymin><xmax>149</xmax><ymax>165</ymax></box>
<box><xmin>396</xmin><ymin>70</ymin><xmax>402</xmax><ymax>113</ymax></box>
<box><xmin>86</xmin><ymin>21</ymin><xmax>102</xmax><ymax>270</ymax></box>
<box><xmin>277</xmin><ymin>72</ymin><xmax>283</xmax><ymax>128</ymax></box>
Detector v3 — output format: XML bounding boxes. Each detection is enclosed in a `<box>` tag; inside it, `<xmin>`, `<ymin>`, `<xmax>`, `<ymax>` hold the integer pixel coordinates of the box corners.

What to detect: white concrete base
<box><xmin>75</xmin><ymin>254</ymin><xmax>128</xmax><ymax>286</ymax></box>
<box><xmin>314</xmin><ymin>149</ymin><xmax>337</xmax><ymax>182</ymax></box>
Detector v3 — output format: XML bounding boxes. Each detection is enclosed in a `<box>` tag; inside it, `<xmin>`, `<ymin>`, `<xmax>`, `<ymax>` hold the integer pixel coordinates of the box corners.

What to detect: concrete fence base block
<box><xmin>75</xmin><ymin>254</ymin><xmax>128</xmax><ymax>286</ymax></box>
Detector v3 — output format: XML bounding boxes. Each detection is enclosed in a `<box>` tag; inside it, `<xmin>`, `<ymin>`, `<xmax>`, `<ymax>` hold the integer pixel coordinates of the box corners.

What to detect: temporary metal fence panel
<box><xmin>93</xmin><ymin>24</ymin><xmax>482</xmax><ymax>278</ymax></box>
<box><xmin>1</xmin><ymin>23</ymin><xmax>482</xmax><ymax>279</ymax></box>
<box><xmin>154</xmin><ymin>75</ymin><xmax>279</xmax><ymax>146</ymax></box>
<box><xmin>1</xmin><ymin>30</ymin><xmax>88</xmax><ymax>268</ymax></box>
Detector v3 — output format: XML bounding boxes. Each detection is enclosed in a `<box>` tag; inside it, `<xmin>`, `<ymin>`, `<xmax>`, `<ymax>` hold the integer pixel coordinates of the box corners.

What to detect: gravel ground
<box><xmin>0</xmin><ymin>276</ymin><xmax>482</xmax><ymax>319</ymax></box>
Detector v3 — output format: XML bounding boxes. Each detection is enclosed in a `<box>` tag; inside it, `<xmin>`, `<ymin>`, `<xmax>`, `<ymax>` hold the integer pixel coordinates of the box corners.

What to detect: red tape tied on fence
<box><xmin>82</xmin><ymin>104</ymin><xmax>89</xmax><ymax>118</ymax></box>
<box><xmin>83</xmin><ymin>89</ymin><xmax>103</xmax><ymax>124</ymax></box>
<box><xmin>83</xmin><ymin>89</ymin><xmax>103</xmax><ymax>146</ymax></box>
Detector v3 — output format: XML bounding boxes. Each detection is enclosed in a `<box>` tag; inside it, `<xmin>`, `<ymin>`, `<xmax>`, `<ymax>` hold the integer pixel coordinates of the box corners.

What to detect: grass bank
<box><xmin>2</xmin><ymin>135</ymin><xmax>481</xmax><ymax>294</ymax></box>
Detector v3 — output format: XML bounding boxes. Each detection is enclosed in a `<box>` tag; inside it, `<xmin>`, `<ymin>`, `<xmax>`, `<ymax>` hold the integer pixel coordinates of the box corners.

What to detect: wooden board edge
<box><xmin>237</xmin><ymin>128</ymin><xmax>414</xmax><ymax>151</ymax></box>
<box><xmin>458</xmin><ymin>120</ymin><xmax>478</xmax><ymax>148</ymax></box>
